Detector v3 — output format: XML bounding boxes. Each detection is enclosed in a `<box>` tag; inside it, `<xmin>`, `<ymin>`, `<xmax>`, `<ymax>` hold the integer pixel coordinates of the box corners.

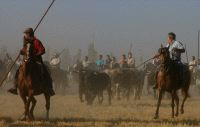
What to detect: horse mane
<box><xmin>159</xmin><ymin>47</ymin><xmax>177</xmax><ymax>74</ymax></box>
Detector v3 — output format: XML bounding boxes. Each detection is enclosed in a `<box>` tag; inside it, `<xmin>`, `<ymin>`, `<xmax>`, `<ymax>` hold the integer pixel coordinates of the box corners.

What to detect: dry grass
<box><xmin>0</xmin><ymin>89</ymin><xmax>200</xmax><ymax>127</ymax></box>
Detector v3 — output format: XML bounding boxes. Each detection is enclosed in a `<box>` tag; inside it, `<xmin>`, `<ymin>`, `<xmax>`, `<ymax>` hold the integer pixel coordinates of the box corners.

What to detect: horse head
<box><xmin>158</xmin><ymin>45</ymin><xmax>170</xmax><ymax>64</ymax></box>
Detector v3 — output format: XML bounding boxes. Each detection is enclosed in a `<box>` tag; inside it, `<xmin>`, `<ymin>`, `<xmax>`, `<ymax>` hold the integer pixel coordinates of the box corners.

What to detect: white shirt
<box><xmin>82</xmin><ymin>60</ymin><xmax>90</xmax><ymax>68</ymax></box>
<box><xmin>127</xmin><ymin>57</ymin><xmax>135</xmax><ymax>67</ymax></box>
<box><xmin>50</xmin><ymin>57</ymin><xmax>61</xmax><ymax>66</ymax></box>
<box><xmin>166</xmin><ymin>40</ymin><xmax>184</xmax><ymax>61</ymax></box>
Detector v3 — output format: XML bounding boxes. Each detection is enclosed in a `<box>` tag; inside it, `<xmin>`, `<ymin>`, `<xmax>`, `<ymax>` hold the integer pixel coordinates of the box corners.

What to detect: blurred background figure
<box><xmin>50</xmin><ymin>53</ymin><xmax>61</xmax><ymax>69</ymax></box>
<box><xmin>82</xmin><ymin>56</ymin><xmax>90</xmax><ymax>70</ymax></box>
<box><xmin>119</xmin><ymin>54</ymin><xmax>128</xmax><ymax>69</ymax></box>
<box><xmin>127</xmin><ymin>52</ymin><xmax>135</xmax><ymax>68</ymax></box>
<box><xmin>189</xmin><ymin>56</ymin><xmax>197</xmax><ymax>85</ymax></box>
<box><xmin>96</xmin><ymin>54</ymin><xmax>104</xmax><ymax>71</ymax></box>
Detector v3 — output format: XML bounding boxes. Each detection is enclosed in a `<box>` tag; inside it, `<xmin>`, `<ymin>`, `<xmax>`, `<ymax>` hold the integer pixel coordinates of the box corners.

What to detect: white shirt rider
<box><xmin>166</xmin><ymin>40</ymin><xmax>184</xmax><ymax>61</ymax></box>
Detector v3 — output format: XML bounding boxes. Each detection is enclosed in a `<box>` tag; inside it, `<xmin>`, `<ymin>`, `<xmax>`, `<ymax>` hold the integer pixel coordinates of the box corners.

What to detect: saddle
<box><xmin>25</xmin><ymin>59</ymin><xmax>51</xmax><ymax>84</ymax></box>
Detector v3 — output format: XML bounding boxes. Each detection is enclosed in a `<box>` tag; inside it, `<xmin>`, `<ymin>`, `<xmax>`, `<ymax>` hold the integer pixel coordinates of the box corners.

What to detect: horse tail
<box><xmin>181</xmin><ymin>68</ymin><xmax>191</xmax><ymax>98</ymax></box>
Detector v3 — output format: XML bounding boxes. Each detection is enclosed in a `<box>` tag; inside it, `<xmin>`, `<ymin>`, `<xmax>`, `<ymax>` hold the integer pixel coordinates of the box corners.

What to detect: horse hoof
<box><xmin>19</xmin><ymin>114</ymin><xmax>26</xmax><ymax>121</ymax></box>
<box><xmin>180</xmin><ymin>109</ymin><xmax>184</xmax><ymax>114</ymax></box>
<box><xmin>27</xmin><ymin>119</ymin><xmax>33</xmax><ymax>122</ymax></box>
<box><xmin>30</xmin><ymin>116</ymin><xmax>35</xmax><ymax>121</ymax></box>
<box><xmin>154</xmin><ymin>115</ymin><xmax>159</xmax><ymax>119</ymax></box>
<box><xmin>20</xmin><ymin>117</ymin><xmax>26</xmax><ymax>121</ymax></box>
<box><xmin>175</xmin><ymin>113</ymin><xmax>179</xmax><ymax>117</ymax></box>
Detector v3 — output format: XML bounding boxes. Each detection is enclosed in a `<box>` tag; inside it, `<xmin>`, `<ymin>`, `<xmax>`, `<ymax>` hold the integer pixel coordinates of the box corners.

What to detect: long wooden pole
<box><xmin>0</xmin><ymin>0</ymin><xmax>56</xmax><ymax>87</ymax></box>
<box><xmin>34</xmin><ymin>0</ymin><xmax>56</xmax><ymax>32</ymax></box>
<box><xmin>198</xmin><ymin>30</ymin><xmax>200</xmax><ymax>63</ymax></box>
<box><xmin>135</xmin><ymin>57</ymin><xmax>154</xmax><ymax>68</ymax></box>
<box><xmin>185</xmin><ymin>44</ymin><xmax>189</xmax><ymax>63</ymax></box>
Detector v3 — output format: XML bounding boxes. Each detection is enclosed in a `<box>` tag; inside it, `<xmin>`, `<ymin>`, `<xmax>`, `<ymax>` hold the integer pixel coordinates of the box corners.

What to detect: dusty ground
<box><xmin>0</xmin><ymin>88</ymin><xmax>200</xmax><ymax>127</ymax></box>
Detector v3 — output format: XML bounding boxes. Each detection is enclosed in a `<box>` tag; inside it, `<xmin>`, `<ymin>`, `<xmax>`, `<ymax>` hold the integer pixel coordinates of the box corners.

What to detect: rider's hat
<box><xmin>24</xmin><ymin>28</ymin><xmax>34</xmax><ymax>36</ymax></box>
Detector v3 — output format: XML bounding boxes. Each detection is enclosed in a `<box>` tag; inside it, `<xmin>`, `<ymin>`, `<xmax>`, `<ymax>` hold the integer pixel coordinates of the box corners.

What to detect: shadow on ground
<box><xmin>1</xmin><ymin>117</ymin><xmax>199</xmax><ymax>127</ymax></box>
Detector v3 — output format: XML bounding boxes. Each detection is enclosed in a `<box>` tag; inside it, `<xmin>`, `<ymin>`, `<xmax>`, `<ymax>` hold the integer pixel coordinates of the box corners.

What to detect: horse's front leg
<box><xmin>24</xmin><ymin>95</ymin><xmax>35</xmax><ymax>121</ymax></box>
<box><xmin>126</xmin><ymin>87</ymin><xmax>130</xmax><ymax>101</ymax></box>
<box><xmin>98</xmin><ymin>91</ymin><xmax>103</xmax><ymax>105</ymax></box>
<box><xmin>79</xmin><ymin>85</ymin><xmax>84</xmax><ymax>103</ymax></box>
<box><xmin>154</xmin><ymin>89</ymin><xmax>163</xmax><ymax>119</ymax></box>
<box><xmin>171</xmin><ymin>91</ymin><xmax>175</xmax><ymax>118</ymax></box>
<box><xmin>19</xmin><ymin>94</ymin><xmax>28</xmax><ymax>121</ymax></box>
<box><xmin>116</xmin><ymin>83</ymin><xmax>121</xmax><ymax>100</ymax></box>
<box><xmin>107</xmin><ymin>86</ymin><xmax>112</xmax><ymax>105</ymax></box>
<box><xmin>30</xmin><ymin>97</ymin><xmax>37</xmax><ymax>120</ymax></box>
<box><xmin>44</xmin><ymin>94</ymin><xmax>50</xmax><ymax>120</ymax></box>
<box><xmin>174</xmin><ymin>92</ymin><xmax>179</xmax><ymax>117</ymax></box>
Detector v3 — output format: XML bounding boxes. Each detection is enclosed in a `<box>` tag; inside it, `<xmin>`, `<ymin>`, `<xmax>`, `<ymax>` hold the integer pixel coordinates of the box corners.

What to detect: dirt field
<box><xmin>0</xmin><ymin>88</ymin><xmax>200</xmax><ymax>127</ymax></box>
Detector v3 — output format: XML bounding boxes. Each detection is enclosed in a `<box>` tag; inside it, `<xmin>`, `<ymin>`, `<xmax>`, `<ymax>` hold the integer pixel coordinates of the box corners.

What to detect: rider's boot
<box><xmin>8</xmin><ymin>79</ymin><xmax>18</xmax><ymax>95</ymax></box>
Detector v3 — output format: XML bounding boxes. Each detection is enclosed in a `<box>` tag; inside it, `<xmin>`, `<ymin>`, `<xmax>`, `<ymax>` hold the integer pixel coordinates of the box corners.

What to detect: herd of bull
<box><xmin>74</xmin><ymin>67</ymin><xmax>146</xmax><ymax>105</ymax></box>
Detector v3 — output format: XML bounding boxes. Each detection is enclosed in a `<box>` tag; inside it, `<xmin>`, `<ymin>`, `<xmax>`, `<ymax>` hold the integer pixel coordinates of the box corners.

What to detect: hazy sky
<box><xmin>0</xmin><ymin>0</ymin><xmax>200</xmax><ymax>62</ymax></box>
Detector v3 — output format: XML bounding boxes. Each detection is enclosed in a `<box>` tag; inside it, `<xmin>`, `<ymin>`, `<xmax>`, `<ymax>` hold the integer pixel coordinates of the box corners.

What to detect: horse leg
<box><xmin>116</xmin><ymin>83</ymin><xmax>121</xmax><ymax>100</ymax></box>
<box><xmin>181</xmin><ymin>72</ymin><xmax>190</xmax><ymax>114</ymax></box>
<box><xmin>171</xmin><ymin>91</ymin><xmax>175</xmax><ymax>118</ymax></box>
<box><xmin>79</xmin><ymin>85</ymin><xmax>84</xmax><ymax>103</ymax></box>
<box><xmin>134</xmin><ymin>87</ymin><xmax>140</xmax><ymax>100</ymax></box>
<box><xmin>134</xmin><ymin>88</ymin><xmax>137</xmax><ymax>100</ymax></box>
<box><xmin>19</xmin><ymin>95</ymin><xmax>28</xmax><ymax>121</ymax></box>
<box><xmin>174</xmin><ymin>92</ymin><xmax>179</xmax><ymax>117</ymax></box>
<box><xmin>107</xmin><ymin>86</ymin><xmax>112</xmax><ymax>105</ymax></box>
<box><xmin>98</xmin><ymin>92</ymin><xmax>100</xmax><ymax>104</ymax></box>
<box><xmin>26</xmin><ymin>96</ymin><xmax>33</xmax><ymax>121</ymax></box>
<box><xmin>44</xmin><ymin>94</ymin><xmax>50</xmax><ymax>120</ymax></box>
<box><xmin>30</xmin><ymin>97</ymin><xmax>37</xmax><ymax>120</ymax></box>
<box><xmin>147</xmin><ymin>84</ymin><xmax>150</xmax><ymax>95</ymax></box>
<box><xmin>154</xmin><ymin>89</ymin><xmax>163</xmax><ymax>119</ymax></box>
<box><xmin>98</xmin><ymin>91</ymin><xmax>103</xmax><ymax>105</ymax></box>
<box><xmin>137</xmin><ymin>86</ymin><xmax>142</xmax><ymax>100</ymax></box>
<box><xmin>180</xmin><ymin>89</ymin><xmax>188</xmax><ymax>114</ymax></box>
<box><xmin>127</xmin><ymin>88</ymin><xmax>130</xmax><ymax>101</ymax></box>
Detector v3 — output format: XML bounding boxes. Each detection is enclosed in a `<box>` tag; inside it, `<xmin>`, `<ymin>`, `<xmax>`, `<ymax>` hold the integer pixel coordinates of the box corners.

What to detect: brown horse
<box><xmin>17</xmin><ymin>60</ymin><xmax>52</xmax><ymax>121</ymax></box>
<box><xmin>154</xmin><ymin>46</ymin><xmax>190</xmax><ymax>119</ymax></box>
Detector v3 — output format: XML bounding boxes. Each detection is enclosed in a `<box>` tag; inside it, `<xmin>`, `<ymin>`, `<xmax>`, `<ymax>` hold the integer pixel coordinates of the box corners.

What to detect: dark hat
<box><xmin>24</xmin><ymin>28</ymin><xmax>34</xmax><ymax>36</ymax></box>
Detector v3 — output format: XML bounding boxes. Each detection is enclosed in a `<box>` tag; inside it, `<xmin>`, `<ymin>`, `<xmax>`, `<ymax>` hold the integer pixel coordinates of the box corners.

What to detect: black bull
<box><xmin>105</xmin><ymin>69</ymin><xmax>146</xmax><ymax>101</ymax></box>
<box><xmin>78</xmin><ymin>70</ymin><xmax>112</xmax><ymax>105</ymax></box>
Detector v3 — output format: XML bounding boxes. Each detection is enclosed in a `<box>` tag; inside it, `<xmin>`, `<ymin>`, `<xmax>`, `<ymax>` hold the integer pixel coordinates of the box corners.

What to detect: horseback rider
<box><xmin>153</xmin><ymin>32</ymin><xmax>185</xmax><ymax>89</ymax></box>
<box><xmin>96</xmin><ymin>54</ymin><xmax>105</xmax><ymax>71</ymax></box>
<box><xmin>82</xmin><ymin>56</ymin><xmax>91</xmax><ymax>70</ymax></box>
<box><xmin>50</xmin><ymin>53</ymin><xmax>61</xmax><ymax>68</ymax></box>
<box><xmin>104</xmin><ymin>55</ymin><xmax>112</xmax><ymax>69</ymax></box>
<box><xmin>110</xmin><ymin>56</ymin><xmax>120</xmax><ymax>69</ymax></box>
<box><xmin>105</xmin><ymin>55</ymin><xmax>112</xmax><ymax>65</ymax></box>
<box><xmin>119</xmin><ymin>54</ymin><xmax>128</xmax><ymax>69</ymax></box>
<box><xmin>127</xmin><ymin>52</ymin><xmax>135</xmax><ymax>68</ymax></box>
<box><xmin>8</xmin><ymin>28</ymin><xmax>55</xmax><ymax>95</ymax></box>
<box><xmin>189</xmin><ymin>56</ymin><xmax>197</xmax><ymax>84</ymax></box>
<box><xmin>189</xmin><ymin>56</ymin><xmax>197</xmax><ymax>72</ymax></box>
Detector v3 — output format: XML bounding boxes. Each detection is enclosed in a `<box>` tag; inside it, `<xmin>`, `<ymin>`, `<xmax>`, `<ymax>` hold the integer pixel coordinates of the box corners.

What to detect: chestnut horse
<box><xmin>17</xmin><ymin>60</ymin><xmax>52</xmax><ymax>121</ymax></box>
<box><xmin>154</xmin><ymin>46</ymin><xmax>190</xmax><ymax>119</ymax></box>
